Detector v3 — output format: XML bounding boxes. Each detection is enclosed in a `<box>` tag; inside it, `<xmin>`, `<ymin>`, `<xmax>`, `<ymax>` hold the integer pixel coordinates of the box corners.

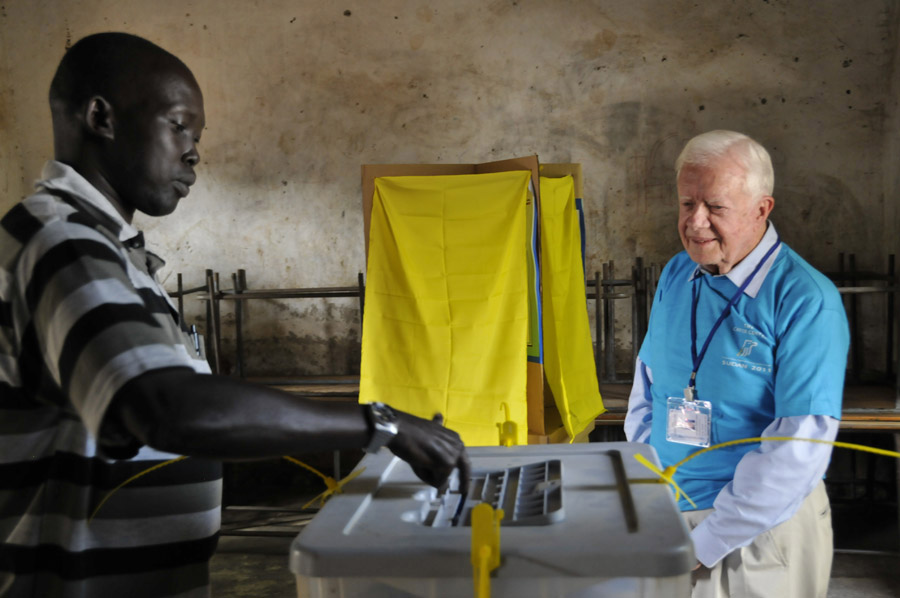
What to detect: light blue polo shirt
<box><xmin>639</xmin><ymin>223</ymin><xmax>848</xmax><ymax>509</ymax></box>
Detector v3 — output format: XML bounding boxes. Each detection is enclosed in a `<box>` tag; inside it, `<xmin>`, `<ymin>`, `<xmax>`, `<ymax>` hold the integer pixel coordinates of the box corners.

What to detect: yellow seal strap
<box><xmin>496</xmin><ymin>402</ymin><xmax>518</xmax><ymax>447</ymax></box>
<box><xmin>633</xmin><ymin>436</ymin><xmax>900</xmax><ymax>506</ymax></box>
<box><xmin>471</xmin><ymin>502</ymin><xmax>504</xmax><ymax>598</ymax></box>
<box><xmin>633</xmin><ymin>453</ymin><xmax>697</xmax><ymax>508</ymax></box>
<box><xmin>89</xmin><ymin>456</ymin><xmax>188</xmax><ymax>523</ymax></box>
<box><xmin>282</xmin><ymin>455</ymin><xmax>366</xmax><ymax>509</ymax></box>
<box><xmin>89</xmin><ymin>455</ymin><xmax>364</xmax><ymax>522</ymax></box>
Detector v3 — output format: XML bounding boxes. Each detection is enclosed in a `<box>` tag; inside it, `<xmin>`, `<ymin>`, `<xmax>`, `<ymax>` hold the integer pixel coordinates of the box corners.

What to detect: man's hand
<box><xmin>387</xmin><ymin>411</ymin><xmax>470</xmax><ymax>497</ymax></box>
<box><xmin>691</xmin><ymin>560</ymin><xmax>707</xmax><ymax>588</ymax></box>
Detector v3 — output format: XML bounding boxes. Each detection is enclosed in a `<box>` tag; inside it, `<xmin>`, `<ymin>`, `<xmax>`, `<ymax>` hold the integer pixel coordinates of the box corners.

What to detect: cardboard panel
<box><xmin>540</xmin><ymin>163</ymin><xmax>583</xmax><ymax>198</ymax></box>
<box><xmin>475</xmin><ymin>155</ymin><xmax>541</xmax><ymax>191</ymax></box>
<box><xmin>526</xmin><ymin>361</ymin><xmax>547</xmax><ymax>435</ymax></box>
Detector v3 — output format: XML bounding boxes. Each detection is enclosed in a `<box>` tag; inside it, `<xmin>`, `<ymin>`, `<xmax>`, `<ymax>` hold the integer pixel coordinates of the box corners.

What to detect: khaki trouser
<box><xmin>682</xmin><ymin>481</ymin><xmax>833</xmax><ymax>598</ymax></box>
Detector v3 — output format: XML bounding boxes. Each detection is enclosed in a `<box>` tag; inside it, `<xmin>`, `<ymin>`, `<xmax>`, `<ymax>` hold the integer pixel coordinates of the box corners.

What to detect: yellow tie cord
<box><xmin>88</xmin><ymin>455</ymin><xmax>188</xmax><ymax>523</ymax></box>
<box><xmin>281</xmin><ymin>456</ymin><xmax>366</xmax><ymax>509</ymax></box>
<box><xmin>88</xmin><ymin>455</ymin><xmax>363</xmax><ymax>523</ymax></box>
<box><xmin>634</xmin><ymin>436</ymin><xmax>900</xmax><ymax>508</ymax></box>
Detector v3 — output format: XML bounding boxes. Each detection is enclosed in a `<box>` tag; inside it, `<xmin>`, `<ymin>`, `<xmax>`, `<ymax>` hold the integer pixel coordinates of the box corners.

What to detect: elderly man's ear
<box><xmin>757</xmin><ymin>196</ymin><xmax>775</xmax><ymax>221</ymax></box>
<box><xmin>84</xmin><ymin>96</ymin><xmax>116</xmax><ymax>141</ymax></box>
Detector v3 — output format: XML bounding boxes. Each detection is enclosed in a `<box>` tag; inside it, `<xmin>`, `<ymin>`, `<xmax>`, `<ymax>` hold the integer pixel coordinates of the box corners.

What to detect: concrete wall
<box><xmin>2</xmin><ymin>0</ymin><xmax>898</xmax><ymax>377</ymax></box>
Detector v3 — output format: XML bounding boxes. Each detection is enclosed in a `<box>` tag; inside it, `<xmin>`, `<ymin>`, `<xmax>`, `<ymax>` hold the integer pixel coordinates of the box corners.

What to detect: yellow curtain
<box><xmin>360</xmin><ymin>171</ymin><xmax>531</xmax><ymax>446</ymax></box>
<box><xmin>540</xmin><ymin>175</ymin><xmax>606</xmax><ymax>439</ymax></box>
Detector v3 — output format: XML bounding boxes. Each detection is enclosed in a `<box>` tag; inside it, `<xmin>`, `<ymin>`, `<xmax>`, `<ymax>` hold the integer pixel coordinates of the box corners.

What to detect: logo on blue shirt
<box><xmin>737</xmin><ymin>339</ymin><xmax>758</xmax><ymax>357</ymax></box>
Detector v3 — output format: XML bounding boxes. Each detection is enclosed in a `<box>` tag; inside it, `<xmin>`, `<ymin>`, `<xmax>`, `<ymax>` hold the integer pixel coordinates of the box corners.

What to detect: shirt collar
<box><xmin>37</xmin><ymin>160</ymin><xmax>143</xmax><ymax>246</ymax></box>
<box><xmin>689</xmin><ymin>221</ymin><xmax>781</xmax><ymax>298</ymax></box>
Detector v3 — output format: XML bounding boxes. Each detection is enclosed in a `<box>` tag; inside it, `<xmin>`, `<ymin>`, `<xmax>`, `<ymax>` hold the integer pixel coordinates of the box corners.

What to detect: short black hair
<box><xmin>49</xmin><ymin>32</ymin><xmax>188</xmax><ymax>114</ymax></box>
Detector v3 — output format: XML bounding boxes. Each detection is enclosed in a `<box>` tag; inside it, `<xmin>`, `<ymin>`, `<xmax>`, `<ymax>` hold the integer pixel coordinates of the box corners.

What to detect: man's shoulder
<box><xmin>657</xmin><ymin>251</ymin><xmax>695</xmax><ymax>286</ymax></box>
<box><xmin>770</xmin><ymin>244</ymin><xmax>842</xmax><ymax>309</ymax></box>
<box><xmin>1</xmin><ymin>192</ymin><xmax>71</xmax><ymax>259</ymax></box>
<box><xmin>1</xmin><ymin>190</ymin><xmax>122</xmax><ymax>270</ymax></box>
<box><xmin>3</xmin><ymin>189</ymin><xmax>87</xmax><ymax>234</ymax></box>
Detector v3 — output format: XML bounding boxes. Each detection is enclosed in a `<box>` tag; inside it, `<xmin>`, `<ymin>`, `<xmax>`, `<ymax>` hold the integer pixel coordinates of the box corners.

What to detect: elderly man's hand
<box><xmin>387</xmin><ymin>412</ymin><xmax>471</xmax><ymax>497</ymax></box>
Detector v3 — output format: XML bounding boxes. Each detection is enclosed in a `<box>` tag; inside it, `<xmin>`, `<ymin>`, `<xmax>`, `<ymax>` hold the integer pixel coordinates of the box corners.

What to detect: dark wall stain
<box><xmin>602</xmin><ymin>102</ymin><xmax>641</xmax><ymax>153</ymax></box>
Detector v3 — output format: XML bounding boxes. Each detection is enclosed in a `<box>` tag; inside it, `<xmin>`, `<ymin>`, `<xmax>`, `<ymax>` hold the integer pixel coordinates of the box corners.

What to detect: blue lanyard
<box><xmin>688</xmin><ymin>237</ymin><xmax>782</xmax><ymax>396</ymax></box>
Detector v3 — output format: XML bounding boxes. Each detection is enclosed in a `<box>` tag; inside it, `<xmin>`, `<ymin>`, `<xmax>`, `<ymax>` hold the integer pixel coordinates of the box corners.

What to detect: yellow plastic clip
<box><xmin>471</xmin><ymin>502</ymin><xmax>504</xmax><ymax>598</ymax></box>
<box><xmin>496</xmin><ymin>402</ymin><xmax>518</xmax><ymax>447</ymax></box>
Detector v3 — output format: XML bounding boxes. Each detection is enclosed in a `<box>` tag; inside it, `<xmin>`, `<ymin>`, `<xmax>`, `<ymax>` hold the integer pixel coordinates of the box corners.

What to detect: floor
<box><xmin>209</xmin><ymin>488</ymin><xmax>900</xmax><ymax>598</ymax></box>
<box><xmin>830</xmin><ymin>553</ymin><xmax>899</xmax><ymax>598</ymax></box>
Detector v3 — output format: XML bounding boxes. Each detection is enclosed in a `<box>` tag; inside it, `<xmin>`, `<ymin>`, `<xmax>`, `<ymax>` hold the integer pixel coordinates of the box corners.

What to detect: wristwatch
<box><xmin>364</xmin><ymin>402</ymin><xmax>399</xmax><ymax>453</ymax></box>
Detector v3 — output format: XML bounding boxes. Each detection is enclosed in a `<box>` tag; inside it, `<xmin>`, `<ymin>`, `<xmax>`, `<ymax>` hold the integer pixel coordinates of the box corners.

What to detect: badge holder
<box><xmin>666</xmin><ymin>387</ymin><xmax>712</xmax><ymax>447</ymax></box>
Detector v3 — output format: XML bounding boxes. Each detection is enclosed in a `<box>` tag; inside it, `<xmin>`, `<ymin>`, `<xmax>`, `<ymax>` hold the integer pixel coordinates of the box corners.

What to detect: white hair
<box><xmin>675</xmin><ymin>130</ymin><xmax>774</xmax><ymax>198</ymax></box>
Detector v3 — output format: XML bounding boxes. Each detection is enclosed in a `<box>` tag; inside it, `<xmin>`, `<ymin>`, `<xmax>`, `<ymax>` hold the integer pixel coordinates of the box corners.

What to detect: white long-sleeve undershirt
<box><xmin>625</xmin><ymin>357</ymin><xmax>837</xmax><ymax>567</ymax></box>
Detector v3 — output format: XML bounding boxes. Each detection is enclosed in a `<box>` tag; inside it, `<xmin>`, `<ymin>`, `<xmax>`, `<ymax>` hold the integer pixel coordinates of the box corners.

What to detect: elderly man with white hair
<box><xmin>625</xmin><ymin>130</ymin><xmax>849</xmax><ymax>598</ymax></box>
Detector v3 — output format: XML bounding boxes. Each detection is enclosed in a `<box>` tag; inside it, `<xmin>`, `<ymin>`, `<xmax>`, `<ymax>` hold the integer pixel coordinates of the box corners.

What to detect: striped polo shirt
<box><xmin>0</xmin><ymin>161</ymin><xmax>222</xmax><ymax>597</ymax></box>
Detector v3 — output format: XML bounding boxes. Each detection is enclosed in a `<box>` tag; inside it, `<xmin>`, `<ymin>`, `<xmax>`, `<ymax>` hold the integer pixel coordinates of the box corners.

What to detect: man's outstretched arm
<box><xmin>106</xmin><ymin>367</ymin><xmax>470</xmax><ymax>491</ymax></box>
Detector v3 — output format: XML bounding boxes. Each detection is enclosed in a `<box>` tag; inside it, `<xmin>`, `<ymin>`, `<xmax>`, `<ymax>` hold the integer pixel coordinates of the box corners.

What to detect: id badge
<box><xmin>666</xmin><ymin>396</ymin><xmax>712</xmax><ymax>447</ymax></box>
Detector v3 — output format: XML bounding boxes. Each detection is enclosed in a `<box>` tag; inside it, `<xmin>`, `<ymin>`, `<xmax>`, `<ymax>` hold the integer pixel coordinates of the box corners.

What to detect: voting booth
<box><xmin>359</xmin><ymin>157</ymin><xmax>605</xmax><ymax>445</ymax></box>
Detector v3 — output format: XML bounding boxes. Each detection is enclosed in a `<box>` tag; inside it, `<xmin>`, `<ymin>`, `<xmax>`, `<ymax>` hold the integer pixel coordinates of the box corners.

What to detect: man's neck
<box><xmin>55</xmin><ymin>157</ymin><xmax>135</xmax><ymax>224</ymax></box>
<box><xmin>710</xmin><ymin>226</ymin><xmax>768</xmax><ymax>276</ymax></box>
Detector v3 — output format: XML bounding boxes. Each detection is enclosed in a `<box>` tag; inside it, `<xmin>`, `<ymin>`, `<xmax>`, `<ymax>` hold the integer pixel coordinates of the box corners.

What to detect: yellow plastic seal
<box><xmin>497</xmin><ymin>402</ymin><xmax>518</xmax><ymax>447</ymax></box>
<box><xmin>471</xmin><ymin>502</ymin><xmax>504</xmax><ymax>598</ymax></box>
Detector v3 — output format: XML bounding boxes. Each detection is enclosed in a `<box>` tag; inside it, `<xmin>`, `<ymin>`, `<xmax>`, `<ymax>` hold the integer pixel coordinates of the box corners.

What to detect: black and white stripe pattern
<box><xmin>0</xmin><ymin>161</ymin><xmax>221</xmax><ymax>598</ymax></box>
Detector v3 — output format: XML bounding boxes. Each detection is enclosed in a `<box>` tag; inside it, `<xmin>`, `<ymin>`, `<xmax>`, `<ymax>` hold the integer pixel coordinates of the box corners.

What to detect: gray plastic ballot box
<box><xmin>290</xmin><ymin>442</ymin><xmax>694</xmax><ymax>598</ymax></box>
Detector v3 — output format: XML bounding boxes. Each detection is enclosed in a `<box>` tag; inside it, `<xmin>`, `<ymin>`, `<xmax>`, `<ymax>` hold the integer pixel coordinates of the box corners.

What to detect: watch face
<box><xmin>371</xmin><ymin>402</ymin><xmax>398</xmax><ymax>424</ymax></box>
<box><xmin>365</xmin><ymin>403</ymin><xmax>399</xmax><ymax>453</ymax></box>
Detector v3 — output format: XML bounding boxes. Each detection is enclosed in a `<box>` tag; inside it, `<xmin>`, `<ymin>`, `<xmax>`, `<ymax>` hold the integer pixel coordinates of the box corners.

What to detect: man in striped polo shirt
<box><xmin>0</xmin><ymin>33</ymin><xmax>469</xmax><ymax>597</ymax></box>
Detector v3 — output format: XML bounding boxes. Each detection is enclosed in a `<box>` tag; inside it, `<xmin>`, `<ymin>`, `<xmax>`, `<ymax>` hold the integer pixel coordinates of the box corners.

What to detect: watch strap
<box><xmin>364</xmin><ymin>402</ymin><xmax>399</xmax><ymax>453</ymax></box>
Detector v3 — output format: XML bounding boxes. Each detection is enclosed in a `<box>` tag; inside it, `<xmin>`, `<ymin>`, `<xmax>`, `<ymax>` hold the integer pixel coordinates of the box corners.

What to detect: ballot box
<box><xmin>289</xmin><ymin>443</ymin><xmax>693</xmax><ymax>598</ymax></box>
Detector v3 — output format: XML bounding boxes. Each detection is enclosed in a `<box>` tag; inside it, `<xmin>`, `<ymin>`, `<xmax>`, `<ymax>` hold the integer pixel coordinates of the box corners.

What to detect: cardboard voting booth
<box><xmin>360</xmin><ymin>157</ymin><xmax>604</xmax><ymax>445</ymax></box>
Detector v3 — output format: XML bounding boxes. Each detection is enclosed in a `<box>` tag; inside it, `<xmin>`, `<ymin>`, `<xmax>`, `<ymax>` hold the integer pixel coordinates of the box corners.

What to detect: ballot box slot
<box><xmin>427</xmin><ymin>460</ymin><xmax>564</xmax><ymax>527</ymax></box>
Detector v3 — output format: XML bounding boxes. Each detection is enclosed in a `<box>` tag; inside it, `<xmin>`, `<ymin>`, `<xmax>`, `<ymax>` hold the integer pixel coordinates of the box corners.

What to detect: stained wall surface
<box><xmin>1</xmin><ymin>0</ymin><xmax>898</xmax><ymax>376</ymax></box>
